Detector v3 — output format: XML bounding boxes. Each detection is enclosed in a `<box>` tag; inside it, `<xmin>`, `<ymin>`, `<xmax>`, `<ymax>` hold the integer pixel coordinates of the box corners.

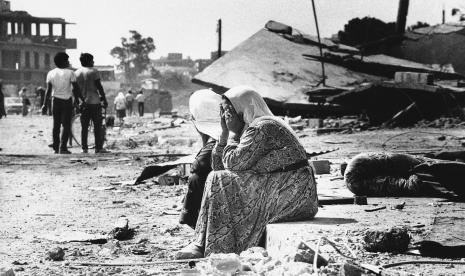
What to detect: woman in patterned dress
<box><xmin>176</xmin><ymin>86</ymin><xmax>318</xmax><ymax>259</ymax></box>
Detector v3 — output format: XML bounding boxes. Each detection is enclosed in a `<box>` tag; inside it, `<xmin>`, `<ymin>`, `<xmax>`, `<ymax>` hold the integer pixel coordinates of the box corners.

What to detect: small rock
<box><xmin>364</xmin><ymin>227</ymin><xmax>410</xmax><ymax>253</ymax></box>
<box><xmin>46</xmin><ymin>247</ymin><xmax>65</xmax><ymax>261</ymax></box>
<box><xmin>110</xmin><ymin>217</ymin><xmax>133</xmax><ymax>240</ymax></box>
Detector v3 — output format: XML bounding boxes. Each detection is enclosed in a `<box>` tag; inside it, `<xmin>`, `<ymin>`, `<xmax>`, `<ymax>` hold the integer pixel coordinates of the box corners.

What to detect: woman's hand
<box><xmin>222</xmin><ymin>106</ymin><xmax>244</xmax><ymax>137</ymax></box>
<box><xmin>219</xmin><ymin>105</ymin><xmax>229</xmax><ymax>145</ymax></box>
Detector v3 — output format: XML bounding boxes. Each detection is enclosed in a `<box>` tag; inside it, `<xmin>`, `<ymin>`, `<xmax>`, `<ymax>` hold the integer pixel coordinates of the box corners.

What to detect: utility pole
<box><xmin>396</xmin><ymin>0</ymin><xmax>409</xmax><ymax>34</ymax></box>
<box><xmin>217</xmin><ymin>19</ymin><xmax>222</xmax><ymax>59</ymax></box>
<box><xmin>311</xmin><ymin>0</ymin><xmax>325</xmax><ymax>86</ymax></box>
<box><xmin>442</xmin><ymin>5</ymin><xmax>445</xmax><ymax>24</ymax></box>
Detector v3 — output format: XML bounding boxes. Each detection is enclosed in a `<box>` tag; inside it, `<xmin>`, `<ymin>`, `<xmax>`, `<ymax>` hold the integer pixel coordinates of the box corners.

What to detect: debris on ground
<box><xmin>42</xmin><ymin>230</ymin><xmax>108</xmax><ymax>244</ymax></box>
<box><xmin>109</xmin><ymin>217</ymin><xmax>133</xmax><ymax>241</ymax></box>
<box><xmin>46</xmin><ymin>247</ymin><xmax>65</xmax><ymax>261</ymax></box>
<box><xmin>363</xmin><ymin>227</ymin><xmax>411</xmax><ymax>253</ymax></box>
<box><xmin>292</xmin><ymin>241</ymin><xmax>328</xmax><ymax>267</ymax></box>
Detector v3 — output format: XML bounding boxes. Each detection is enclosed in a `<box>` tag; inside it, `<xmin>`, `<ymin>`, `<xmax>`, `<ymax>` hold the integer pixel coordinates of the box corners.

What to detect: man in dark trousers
<box><xmin>42</xmin><ymin>52</ymin><xmax>85</xmax><ymax>154</ymax></box>
<box><xmin>75</xmin><ymin>53</ymin><xmax>109</xmax><ymax>154</ymax></box>
<box><xmin>136</xmin><ymin>89</ymin><xmax>145</xmax><ymax>117</ymax></box>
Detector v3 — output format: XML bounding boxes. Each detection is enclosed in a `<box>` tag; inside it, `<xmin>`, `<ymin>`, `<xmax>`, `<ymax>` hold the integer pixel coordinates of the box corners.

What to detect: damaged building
<box><xmin>0</xmin><ymin>0</ymin><xmax>76</xmax><ymax>94</ymax></box>
<box><xmin>193</xmin><ymin>20</ymin><xmax>465</xmax><ymax>125</ymax></box>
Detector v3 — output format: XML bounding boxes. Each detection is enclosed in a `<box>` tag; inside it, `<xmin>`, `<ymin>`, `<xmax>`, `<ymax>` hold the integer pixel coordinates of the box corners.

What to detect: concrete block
<box><xmin>394</xmin><ymin>72</ymin><xmax>433</xmax><ymax>85</ymax></box>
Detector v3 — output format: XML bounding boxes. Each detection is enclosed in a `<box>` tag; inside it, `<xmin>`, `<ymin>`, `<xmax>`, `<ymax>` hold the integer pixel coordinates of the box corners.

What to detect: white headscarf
<box><xmin>223</xmin><ymin>86</ymin><xmax>299</xmax><ymax>137</ymax></box>
<box><xmin>223</xmin><ymin>86</ymin><xmax>273</xmax><ymax>126</ymax></box>
<box><xmin>189</xmin><ymin>89</ymin><xmax>222</xmax><ymax>140</ymax></box>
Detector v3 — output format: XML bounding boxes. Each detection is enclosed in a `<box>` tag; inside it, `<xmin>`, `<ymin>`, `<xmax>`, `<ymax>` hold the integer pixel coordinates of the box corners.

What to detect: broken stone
<box><xmin>239</xmin><ymin>247</ymin><xmax>269</xmax><ymax>264</ymax></box>
<box><xmin>291</xmin><ymin>242</ymin><xmax>328</xmax><ymax>267</ymax></box>
<box><xmin>364</xmin><ymin>227</ymin><xmax>410</xmax><ymax>253</ymax></box>
<box><xmin>46</xmin><ymin>247</ymin><xmax>65</xmax><ymax>261</ymax></box>
<box><xmin>110</xmin><ymin>217</ymin><xmax>133</xmax><ymax>240</ymax></box>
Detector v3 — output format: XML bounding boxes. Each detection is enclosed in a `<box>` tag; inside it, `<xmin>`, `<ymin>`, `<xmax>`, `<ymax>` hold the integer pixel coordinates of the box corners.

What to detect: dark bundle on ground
<box><xmin>364</xmin><ymin>227</ymin><xmax>410</xmax><ymax>253</ymax></box>
<box><xmin>106</xmin><ymin>116</ymin><xmax>115</xmax><ymax>127</ymax></box>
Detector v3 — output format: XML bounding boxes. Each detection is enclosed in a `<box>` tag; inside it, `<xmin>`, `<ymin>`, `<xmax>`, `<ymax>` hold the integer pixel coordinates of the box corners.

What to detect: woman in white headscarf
<box><xmin>179</xmin><ymin>89</ymin><xmax>222</xmax><ymax>228</ymax></box>
<box><xmin>176</xmin><ymin>86</ymin><xmax>318</xmax><ymax>259</ymax></box>
<box><xmin>113</xmin><ymin>92</ymin><xmax>126</xmax><ymax>124</ymax></box>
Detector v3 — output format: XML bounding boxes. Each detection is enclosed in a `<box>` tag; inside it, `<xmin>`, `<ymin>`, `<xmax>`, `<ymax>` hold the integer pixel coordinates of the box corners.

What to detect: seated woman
<box><xmin>179</xmin><ymin>89</ymin><xmax>222</xmax><ymax>228</ymax></box>
<box><xmin>345</xmin><ymin>152</ymin><xmax>465</xmax><ymax>198</ymax></box>
<box><xmin>176</xmin><ymin>86</ymin><xmax>319</xmax><ymax>259</ymax></box>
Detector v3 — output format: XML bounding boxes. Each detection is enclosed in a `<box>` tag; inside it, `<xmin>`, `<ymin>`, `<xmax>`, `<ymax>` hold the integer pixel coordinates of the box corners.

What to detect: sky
<box><xmin>12</xmin><ymin>0</ymin><xmax>465</xmax><ymax>66</ymax></box>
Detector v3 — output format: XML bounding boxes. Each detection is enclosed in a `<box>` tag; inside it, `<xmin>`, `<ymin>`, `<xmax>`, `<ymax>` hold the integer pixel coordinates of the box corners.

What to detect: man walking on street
<box><xmin>75</xmin><ymin>53</ymin><xmax>109</xmax><ymax>154</ymax></box>
<box><xmin>136</xmin><ymin>89</ymin><xmax>145</xmax><ymax>117</ymax></box>
<box><xmin>42</xmin><ymin>52</ymin><xmax>85</xmax><ymax>154</ymax></box>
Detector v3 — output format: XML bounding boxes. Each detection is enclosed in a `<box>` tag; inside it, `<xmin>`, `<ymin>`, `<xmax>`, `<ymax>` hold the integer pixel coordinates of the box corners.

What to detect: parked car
<box><xmin>5</xmin><ymin>97</ymin><xmax>22</xmax><ymax>115</ymax></box>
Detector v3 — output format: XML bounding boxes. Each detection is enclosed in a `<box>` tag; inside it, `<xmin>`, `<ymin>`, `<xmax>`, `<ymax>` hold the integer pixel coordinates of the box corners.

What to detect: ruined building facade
<box><xmin>0</xmin><ymin>0</ymin><xmax>76</xmax><ymax>93</ymax></box>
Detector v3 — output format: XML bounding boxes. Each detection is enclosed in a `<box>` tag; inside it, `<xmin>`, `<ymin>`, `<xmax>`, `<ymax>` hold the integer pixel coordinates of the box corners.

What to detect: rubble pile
<box><xmin>183</xmin><ymin>247</ymin><xmax>339</xmax><ymax>276</ymax></box>
<box><xmin>415</xmin><ymin>117</ymin><xmax>465</xmax><ymax>128</ymax></box>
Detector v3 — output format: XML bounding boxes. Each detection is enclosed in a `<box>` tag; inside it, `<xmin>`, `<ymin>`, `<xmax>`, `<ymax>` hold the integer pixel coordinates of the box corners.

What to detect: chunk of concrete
<box><xmin>46</xmin><ymin>247</ymin><xmax>65</xmax><ymax>261</ymax></box>
<box><xmin>364</xmin><ymin>227</ymin><xmax>410</xmax><ymax>253</ymax></box>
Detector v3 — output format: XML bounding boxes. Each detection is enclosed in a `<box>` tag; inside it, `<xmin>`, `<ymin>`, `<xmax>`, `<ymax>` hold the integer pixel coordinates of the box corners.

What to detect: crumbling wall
<box><xmin>395</xmin><ymin>32</ymin><xmax>465</xmax><ymax>75</ymax></box>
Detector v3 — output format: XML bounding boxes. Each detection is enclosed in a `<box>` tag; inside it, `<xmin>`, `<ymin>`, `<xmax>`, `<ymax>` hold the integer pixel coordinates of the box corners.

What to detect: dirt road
<box><xmin>1</xmin><ymin>114</ymin><xmax>464</xmax><ymax>275</ymax></box>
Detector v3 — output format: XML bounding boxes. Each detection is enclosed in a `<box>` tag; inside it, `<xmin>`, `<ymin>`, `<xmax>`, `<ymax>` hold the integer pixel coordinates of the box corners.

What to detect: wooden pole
<box><xmin>217</xmin><ymin>19</ymin><xmax>222</xmax><ymax>59</ymax></box>
<box><xmin>311</xmin><ymin>0</ymin><xmax>325</xmax><ymax>86</ymax></box>
<box><xmin>396</xmin><ymin>0</ymin><xmax>409</xmax><ymax>34</ymax></box>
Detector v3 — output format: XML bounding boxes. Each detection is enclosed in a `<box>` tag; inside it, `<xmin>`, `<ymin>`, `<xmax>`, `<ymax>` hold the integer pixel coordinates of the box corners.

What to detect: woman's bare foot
<box><xmin>175</xmin><ymin>243</ymin><xmax>204</xmax><ymax>259</ymax></box>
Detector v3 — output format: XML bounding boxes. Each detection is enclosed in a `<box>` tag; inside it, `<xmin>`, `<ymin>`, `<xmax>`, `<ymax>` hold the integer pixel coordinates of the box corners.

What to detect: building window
<box><xmin>1</xmin><ymin>50</ymin><xmax>20</xmax><ymax>69</ymax></box>
<box><xmin>34</xmin><ymin>52</ymin><xmax>39</xmax><ymax>69</ymax></box>
<box><xmin>44</xmin><ymin>53</ymin><xmax>50</xmax><ymax>68</ymax></box>
<box><xmin>25</xmin><ymin>51</ymin><xmax>30</xmax><ymax>68</ymax></box>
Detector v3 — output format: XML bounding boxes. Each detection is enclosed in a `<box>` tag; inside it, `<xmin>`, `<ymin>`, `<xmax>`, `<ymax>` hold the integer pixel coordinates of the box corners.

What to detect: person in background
<box><xmin>36</xmin><ymin>86</ymin><xmax>46</xmax><ymax>112</ymax></box>
<box><xmin>179</xmin><ymin>89</ymin><xmax>222</xmax><ymax>229</ymax></box>
<box><xmin>75</xmin><ymin>53</ymin><xmax>109</xmax><ymax>154</ymax></box>
<box><xmin>125</xmin><ymin>90</ymin><xmax>134</xmax><ymax>116</ymax></box>
<box><xmin>19</xmin><ymin>87</ymin><xmax>30</xmax><ymax>116</ymax></box>
<box><xmin>0</xmin><ymin>81</ymin><xmax>6</xmax><ymax>119</ymax></box>
<box><xmin>176</xmin><ymin>86</ymin><xmax>318</xmax><ymax>259</ymax></box>
<box><xmin>136</xmin><ymin>89</ymin><xmax>145</xmax><ymax>117</ymax></box>
<box><xmin>42</xmin><ymin>52</ymin><xmax>85</xmax><ymax>154</ymax></box>
<box><xmin>114</xmin><ymin>92</ymin><xmax>126</xmax><ymax>125</ymax></box>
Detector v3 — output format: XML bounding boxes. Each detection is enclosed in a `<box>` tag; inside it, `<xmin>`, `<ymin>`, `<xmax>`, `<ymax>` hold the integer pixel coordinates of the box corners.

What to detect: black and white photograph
<box><xmin>1</xmin><ymin>0</ymin><xmax>465</xmax><ymax>275</ymax></box>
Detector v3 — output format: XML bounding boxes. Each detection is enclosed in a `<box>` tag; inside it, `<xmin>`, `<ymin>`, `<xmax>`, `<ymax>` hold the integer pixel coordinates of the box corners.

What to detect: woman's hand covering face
<box><xmin>220</xmin><ymin>99</ymin><xmax>245</xmax><ymax>136</ymax></box>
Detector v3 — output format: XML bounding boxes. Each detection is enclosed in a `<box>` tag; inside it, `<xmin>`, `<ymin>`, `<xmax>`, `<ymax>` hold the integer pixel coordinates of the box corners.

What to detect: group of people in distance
<box><xmin>113</xmin><ymin>89</ymin><xmax>145</xmax><ymax>124</ymax></box>
<box><xmin>42</xmin><ymin>52</ymin><xmax>108</xmax><ymax>154</ymax></box>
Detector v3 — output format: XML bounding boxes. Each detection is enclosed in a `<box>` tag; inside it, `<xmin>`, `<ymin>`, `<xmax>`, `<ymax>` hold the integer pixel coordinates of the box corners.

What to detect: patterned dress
<box><xmin>194</xmin><ymin>116</ymin><xmax>318</xmax><ymax>256</ymax></box>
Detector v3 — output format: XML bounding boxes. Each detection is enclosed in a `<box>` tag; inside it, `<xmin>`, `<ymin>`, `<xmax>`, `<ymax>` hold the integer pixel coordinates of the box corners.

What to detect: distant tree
<box><xmin>407</xmin><ymin>21</ymin><xmax>430</xmax><ymax>31</ymax></box>
<box><xmin>338</xmin><ymin>17</ymin><xmax>396</xmax><ymax>46</ymax></box>
<box><xmin>110</xmin><ymin>30</ymin><xmax>156</xmax><ymax>82</ymax></box>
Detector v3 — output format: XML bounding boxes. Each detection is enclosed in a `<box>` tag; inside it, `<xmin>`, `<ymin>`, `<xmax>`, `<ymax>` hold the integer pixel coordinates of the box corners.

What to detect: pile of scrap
<box><xmin>193</xmin><ymin>20</ymin><xmax>384</xmax><ymax>117</ymax></box>
<box><xmin>328</xmin><ymin>79</ymin><xmax>465</xmax><ymax>125</ymax></box>
<box><xmin>194</xmin><ymin>20</ymin><xmax>464</xmax><ymax>124</ymax></box>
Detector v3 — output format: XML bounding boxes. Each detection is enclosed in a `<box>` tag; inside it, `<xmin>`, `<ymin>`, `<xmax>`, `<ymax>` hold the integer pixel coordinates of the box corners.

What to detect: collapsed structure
<box><xmin>193</xmin><ymin>20</ymin><xmax>465</xmax><ymax>125</ymax></box>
